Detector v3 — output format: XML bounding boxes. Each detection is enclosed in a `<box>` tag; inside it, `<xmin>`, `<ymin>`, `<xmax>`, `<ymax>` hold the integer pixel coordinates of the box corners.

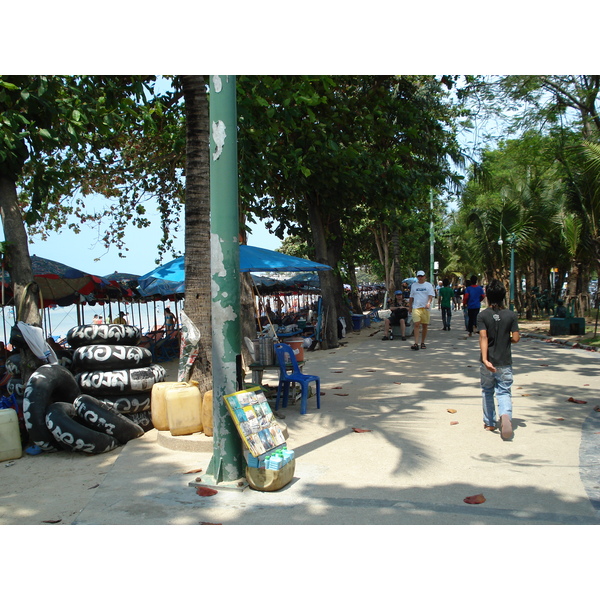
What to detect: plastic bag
<box><xmin>178</xmin><ymin>310</ymin><xmax>201</xmax><ymax>382</ymax></box>
<box><xmin>16</xmin><ymin>322</ymin><xmax>57</xmax><ymax>364</ymax></box>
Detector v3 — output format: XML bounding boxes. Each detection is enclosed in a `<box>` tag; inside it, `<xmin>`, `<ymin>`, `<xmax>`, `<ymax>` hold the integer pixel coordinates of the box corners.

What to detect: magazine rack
<box><xmin>224</xmin><ymin>387</ymin><xmax>295</xmax><ymax>491</ymax></box>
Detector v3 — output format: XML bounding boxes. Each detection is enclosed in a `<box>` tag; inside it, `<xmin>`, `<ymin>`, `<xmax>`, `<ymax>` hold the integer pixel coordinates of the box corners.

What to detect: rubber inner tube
<box><xmin>92</xmin><ymin>393</ymin><xmax>152</xmax><ymax>414</ymax></box>
<box><xmin>66</xmin><ymin>324</ymin><xmax>141</xmax><ymax>348</ymax></box>
<box><xmin>76</xmin><ymin>364</ymin><xmax>166</xmax><ymax>396</ymax></box>
<box><xmin>22</xmin><ymin>364</ymin><xmax>81</xmax><ymax>452</ymax></box>
<box><xmin>73</xmin><ymin>394</ymin><xmax>144</xmax><ymax>444</ymax></box>
<box><xmin>45</xmin><ymin>402</ymin><xmax>119</xmax><ymax>454</ymax></box>
<box><xmin>72</xmin><ymin>344</ymin><xmax>153</xmax><ymax>372</ymax></box>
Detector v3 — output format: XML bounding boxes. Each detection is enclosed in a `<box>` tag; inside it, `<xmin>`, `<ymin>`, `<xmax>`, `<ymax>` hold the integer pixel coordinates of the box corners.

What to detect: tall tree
<box><xmin>180</xmin><ymin>76</ymin><xmax>212</xmax><ymax>392</ymax></box>
<box><xmin>0</xmin><ymin>75</ymin><xmax>154</xmax><ymax>378</ymax></box>
<box><xmin>238</xmin><ymin>76</ymin><xmax>460</xmax><ymax>347</ymax></box>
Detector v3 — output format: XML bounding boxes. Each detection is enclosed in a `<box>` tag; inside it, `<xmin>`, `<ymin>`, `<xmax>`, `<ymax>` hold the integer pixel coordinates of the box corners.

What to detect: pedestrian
<box><xmin>164</xmin><ymin>306</ymin><xmax>177</xmax><ymax>330</ymax></box>
<box><xmin>113</xmin><ymin>311</ymin><xmax>128</xmax><ymax>325</ymax></box>
<box><xmin>92</xmin><ymin>314</ymin><xmax>102</xmax><ymax>325</ymax></box>
<box><xmin>439</xmin><ymin>278</ymin><xmax>454</xmax><ymax>330</ymax></box>
<box><xmin>478</xmin><ymin>279</ymin><xmax>520</xmax><ymax>440</ymax></box>
<box><xmin>382</xmin><ymin>292</ymin><xmax>409</xmax><ymax>340</ymax></box>
<box><xmin>463</xmin><ymin>275</ymin><xmax>486</xmax><ymax>337</ymax></box>
<box><xmin>453</xmin><ymin>283</ymin><xmax>463</xmax><ymax>311</ymax></box>
<box><xmin>408</xmin><ymin>270</ymin><xmax>435</xmax><ymax>350</ymax></box>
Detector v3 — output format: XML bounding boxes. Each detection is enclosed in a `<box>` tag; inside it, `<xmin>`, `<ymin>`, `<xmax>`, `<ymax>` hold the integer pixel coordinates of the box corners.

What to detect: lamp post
<box><xmin>497</xmin><ymin>227</ymin><xmax>516</xmax><ymax>311</ymax></box>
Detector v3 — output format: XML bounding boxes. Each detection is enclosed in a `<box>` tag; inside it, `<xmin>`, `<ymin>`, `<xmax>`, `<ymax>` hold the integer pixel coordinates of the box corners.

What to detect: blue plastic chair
<box><xmin>274</xmin><ymin>343</ymin><xmax>321</xmax><ymax>415</ymax></box>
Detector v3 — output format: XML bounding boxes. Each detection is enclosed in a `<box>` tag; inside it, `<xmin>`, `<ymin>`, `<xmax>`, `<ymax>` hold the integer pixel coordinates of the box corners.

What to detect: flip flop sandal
<box><xmin>483</xmin><ymin>424</ymin><xmax>496</xmax><ymax>431</ymax></box>
<box><xmin>420</xmin><ymin>343</ymin><xmax>426</xmax><ymax>349</ymax></box>
<box><xmin>411</xmin><ymin>344</ymin><xmax>419</xmax><ymax>351</ymax></box>
<box><xmin>500</xmin><ymin>414</ymin><xmax>513</xmax><ymax>440</ymax></box>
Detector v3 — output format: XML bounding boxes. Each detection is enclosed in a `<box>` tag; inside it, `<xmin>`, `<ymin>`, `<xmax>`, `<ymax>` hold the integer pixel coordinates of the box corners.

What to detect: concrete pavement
<box><xmin>72</xmin><ymin>309</ymin><xmax>600</xmax><ymax>525</ymax></box>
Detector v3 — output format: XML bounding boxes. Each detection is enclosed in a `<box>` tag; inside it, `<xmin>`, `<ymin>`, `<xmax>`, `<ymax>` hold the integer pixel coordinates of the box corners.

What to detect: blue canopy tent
<box><xmin>137</xmin><ymin>245</ymin><xmax>332</xmax><ymax>297</ymax></box>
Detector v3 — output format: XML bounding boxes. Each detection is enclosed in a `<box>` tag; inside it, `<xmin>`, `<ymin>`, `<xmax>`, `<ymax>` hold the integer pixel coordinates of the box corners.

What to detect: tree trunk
<box><xmin>181</xmin><ymin>76</ymin><xmax>212</xmax><ymax>392</ymax></box>
<box><xmin>306</xmin><ymin>193</ymin><xmax>346</xmax><ymax>349</ymax></box>
<box><xmin>0</xmin><ymin>174</ymin><xmax>43</xmax><ymax>384</ymax></box>
<box><xmin>346</xmin><ymin>257</ymin><xmax>363</xmax><ymax>314</ymax></box>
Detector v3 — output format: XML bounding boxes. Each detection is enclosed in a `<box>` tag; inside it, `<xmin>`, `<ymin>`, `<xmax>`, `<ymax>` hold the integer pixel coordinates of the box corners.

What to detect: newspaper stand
<box><xmin>224</xmin><ymin>386</ymin><xmax>295</xmax><ymax>491</ymax></box>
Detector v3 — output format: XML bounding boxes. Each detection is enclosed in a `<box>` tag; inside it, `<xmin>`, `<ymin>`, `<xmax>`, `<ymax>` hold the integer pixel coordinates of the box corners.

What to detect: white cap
<box><xmin>416</xmin><ymin>270</ymin><xmax>425</xmax><ymax>276</ymax></box>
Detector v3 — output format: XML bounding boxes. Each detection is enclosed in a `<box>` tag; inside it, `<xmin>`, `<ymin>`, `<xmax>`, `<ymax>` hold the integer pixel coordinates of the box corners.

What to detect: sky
<box><xmin>27</xmin><ymin>207</ymin><xmax>282</xmax><ymax>278</ymax></box>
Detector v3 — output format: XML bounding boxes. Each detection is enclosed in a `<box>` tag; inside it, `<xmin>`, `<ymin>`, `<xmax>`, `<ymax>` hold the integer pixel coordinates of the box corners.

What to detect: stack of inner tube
<box><xmin>23</xmin><ymin>363</ymin><xmax>145</xmax><ymax>454</ymax></box>
<box><xmin>69</xmin><ymin>324</ymin><xmax>166</xmax><ymax>433</ymax></box>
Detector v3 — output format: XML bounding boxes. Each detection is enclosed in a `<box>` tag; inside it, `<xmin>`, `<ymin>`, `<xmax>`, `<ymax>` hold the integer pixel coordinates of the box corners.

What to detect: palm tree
<box><xmin>181</xmin><ymin>76</ymin><xmax>212</xmax><ymax>392</ymax></box>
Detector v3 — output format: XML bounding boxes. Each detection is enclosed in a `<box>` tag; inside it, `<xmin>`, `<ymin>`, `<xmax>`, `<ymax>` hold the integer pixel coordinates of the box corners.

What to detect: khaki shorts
<box><xmin>412</xmin><ymin>307</ymin><xmax>431</xmax><ymax>325</ymax></box>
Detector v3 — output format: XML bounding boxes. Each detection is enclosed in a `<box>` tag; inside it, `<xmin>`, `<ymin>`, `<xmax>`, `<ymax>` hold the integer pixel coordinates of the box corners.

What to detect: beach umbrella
<box><xmin>1</xmin><ymin>256</ymin><xmax>126</xmax><ymax>308</ymax></box>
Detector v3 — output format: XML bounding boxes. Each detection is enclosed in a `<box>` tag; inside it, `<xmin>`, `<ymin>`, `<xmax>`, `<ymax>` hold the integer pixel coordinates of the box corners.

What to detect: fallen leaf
<box><xmin>184</xmin><ymin>468</ymin><xmax>203</xmax><ymax>474</ymax></box>
<box><xmin>366</xmin><ymin>369</ymin><xmax>377</xmax><ymax>372</ymax></box>
<box><xmin>199</xmin><ymin>521</ymin><xmax>222</xmax><ymax>525</ymax></box>
<box><xmin>567</xmin><ymin>397</ymin><xmax>587</xmax><ymax>404</ymax></box>
<box><xmin>332</xmin><ymin>386</ymin><xmax>343</xmax><ymax>389</ymax></box>
<box><xmin>42</xmin><ymin>519</ymin><xmax>62</xmax><ymax>524</ymax></box>
<box><xmin>320</xmin><ymin>391</ymin><xmax>326</xmax><ymax>396</ymax></box>
<box><xmin>332</xmin><ymin>370</ymin><xmax>343</xmax><ymax>373</ymax></box>
<box><xmin>335</xmin><ymin>393</ymin><xmax>349</xmax><ymax>396</ymax></box>
<box><xmin>594</xmin><ymin>406</ymin><xmax>600</xmax><ymax>412</ymax></box>
<box><xmin>556</xmin><ymin>417</ymin><xmax>565</xmax><ymax>421</ymax></box>
<box><xmin>352</xmin><ymin>427</ymin><xmax>372</xmax><ymax>433</ymax></box>
<box><xmin>463</xmin><ymin>494</ymin><xmax>486</xmax><ymax>505</ymax></box>
<box><xmin>88</xmin><ymin>483</ymin><xmax>99</xmax><ymax>489</ymax></box>
<box><xmin>584</xmin><ymin>384</ymin><xmax>590</xmax><ymax>386</ymax></box>
<box><xmin>450</xmin><ymin>421</ymin><xmax>459</xmax><ymax>425</ymax></box>
<box><xmin>447</xmin><ymin>409</ymin><xmax>457</xmax><ymax>413</ymax></box>
<box><xmin>196</xmin><ymin>487</ymin><xmax>218</xmax><ymax>497</ymax></box>
<box><xmin>539</xmin><ymin>364</ymin><xmax>549</xmax><ymax>367</ymax></box>
<box><xmin>521</xmin><ymin>394</ymin><xmax>531</xmax><ymax>397</ymax></box>
<box><xmin>394</xmin><ymin>382</ymin><xmax>402</xmax><ymax>385</ymax></box>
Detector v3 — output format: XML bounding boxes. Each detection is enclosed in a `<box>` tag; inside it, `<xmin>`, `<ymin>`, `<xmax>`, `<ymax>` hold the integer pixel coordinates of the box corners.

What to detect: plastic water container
<box><xmin>166</xmin><ymin>383</ymin><xmax>203</xmax><ymax>436</ymax></box>
<box><xmin>202</xmin><ymin>390</ymin><xmax>213</xmax><ymax>437</ymax></box>
<box><xmin>0</xmin><ymin>408</ymin><xmax>22</xmax><ymax>462</ymax></box>
<box><xmin>151</xmin><ymin>381</ymin><xmax>189</xmax><ymax>431</ymax></box>
<box><xmin>287</xmin><ymin>338</ymin><xmax>304</xmax><ymax>362</ymax></box>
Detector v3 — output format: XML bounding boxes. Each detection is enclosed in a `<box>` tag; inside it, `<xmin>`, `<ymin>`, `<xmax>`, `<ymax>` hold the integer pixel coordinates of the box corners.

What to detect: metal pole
<box><xmin>509</xmin><ymin>235</ymin><xmax>515</xmax><ymax>312</ymax></box>
<box><xmin>204</xmin><ymin>75</ymin><xmax>244</xmax><ymax>485</ymax></box>
<box><xmin>429</xmin><ymin>190</ymin><xmax>434</xmax><ymax>282</ymax></box>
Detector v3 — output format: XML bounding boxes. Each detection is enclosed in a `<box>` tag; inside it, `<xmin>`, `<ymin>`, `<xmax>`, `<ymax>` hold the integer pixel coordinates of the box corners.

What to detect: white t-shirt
<box><xmin>410</xmin><ymin>281</ymin><xmax>435</xmax><ymax>309</ymax></box>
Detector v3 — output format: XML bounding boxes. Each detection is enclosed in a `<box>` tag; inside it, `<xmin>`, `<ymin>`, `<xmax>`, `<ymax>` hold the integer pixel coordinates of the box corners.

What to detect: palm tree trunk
<box><xmin>181</xmin><ymin>76</ymin><xmax>212</xmax><ymax>392</ymax></box>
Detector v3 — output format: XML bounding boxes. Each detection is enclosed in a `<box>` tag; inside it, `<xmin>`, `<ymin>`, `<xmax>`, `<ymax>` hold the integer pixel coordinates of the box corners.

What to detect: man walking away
<box><xmin>439</xmin><ymin>278</ymin><xmax>454</xmax><ymax>330</ymax></box>
<box><xmin>478</xmin><ymin>279</ymin><xmax>520</xmax><ymax>440</ymax></box>
<box><xmin>463</xmin><ymin>275</ymin><xmax>485</xmax><ymax>337</ymax></box>
<box><xmin>409</xmin><ymin>270</ymin><xmax>435</xmax><ymax>350</ymax></box>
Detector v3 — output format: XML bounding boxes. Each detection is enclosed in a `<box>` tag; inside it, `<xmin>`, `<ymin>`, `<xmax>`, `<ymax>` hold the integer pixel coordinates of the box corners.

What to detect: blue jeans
<box><xmin>480</xmin><ymin>363</ymin><xmax>513</xmax><ymax>426</ymax></box>
<box><xmin>441</xmin><ymin>306</ymin><xmax>452</xmax><ymax>328</ymax></box>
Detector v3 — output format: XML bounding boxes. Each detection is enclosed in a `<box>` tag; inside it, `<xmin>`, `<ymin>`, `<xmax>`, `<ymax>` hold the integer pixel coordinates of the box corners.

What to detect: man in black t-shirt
<box><xmin>477</xmin><ymin>279</ymin><xmax>520</xmax><ymax>440</ymax></box>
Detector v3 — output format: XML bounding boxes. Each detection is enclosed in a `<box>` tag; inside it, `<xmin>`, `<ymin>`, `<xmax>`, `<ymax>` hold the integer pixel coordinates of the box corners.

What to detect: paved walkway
<box><xmin>69</xmin><ymin>309</ymin><xmax>600</xmax><ymax>525</ymax></box>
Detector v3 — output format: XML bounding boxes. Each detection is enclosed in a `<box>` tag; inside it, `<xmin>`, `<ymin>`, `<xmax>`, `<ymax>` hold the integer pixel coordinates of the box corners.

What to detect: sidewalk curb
<box><xmin>521</xmin><ymin>331</ymin><xmax>599</xmax><ymax>352</ymax></box>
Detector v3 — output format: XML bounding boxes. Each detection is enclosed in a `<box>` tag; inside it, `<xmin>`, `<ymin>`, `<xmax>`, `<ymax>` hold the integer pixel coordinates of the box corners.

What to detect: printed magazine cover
<box><xmin>224</xmin><ymin>387</ymin><xmax>287</xmax><ymax>457</ymax></box>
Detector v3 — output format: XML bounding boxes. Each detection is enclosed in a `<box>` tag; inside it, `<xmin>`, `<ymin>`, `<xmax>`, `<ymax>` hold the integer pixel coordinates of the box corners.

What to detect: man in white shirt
<box><xmin>408</xmin><ymin>270</ymin><xmax>435</xmax><ymax>350</ymax></box>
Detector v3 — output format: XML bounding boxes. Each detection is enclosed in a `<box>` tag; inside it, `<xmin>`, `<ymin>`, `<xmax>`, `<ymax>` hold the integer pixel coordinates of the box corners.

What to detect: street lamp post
<box><xmin>498</xmin><ymin>227</ymin><xmax>516</xmax><ymax>311</ymax></box>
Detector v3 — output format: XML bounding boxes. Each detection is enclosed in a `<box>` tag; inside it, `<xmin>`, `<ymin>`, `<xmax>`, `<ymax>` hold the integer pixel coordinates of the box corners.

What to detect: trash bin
<box><xmin>351</xmin><ymin>314</ymin><xmax>363</xmax><ymax>331</ymax></box>
<box><xmin>287</xmin><ymin>338</ymin><xmax>304</xmax><ymax>362</ymax></box>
